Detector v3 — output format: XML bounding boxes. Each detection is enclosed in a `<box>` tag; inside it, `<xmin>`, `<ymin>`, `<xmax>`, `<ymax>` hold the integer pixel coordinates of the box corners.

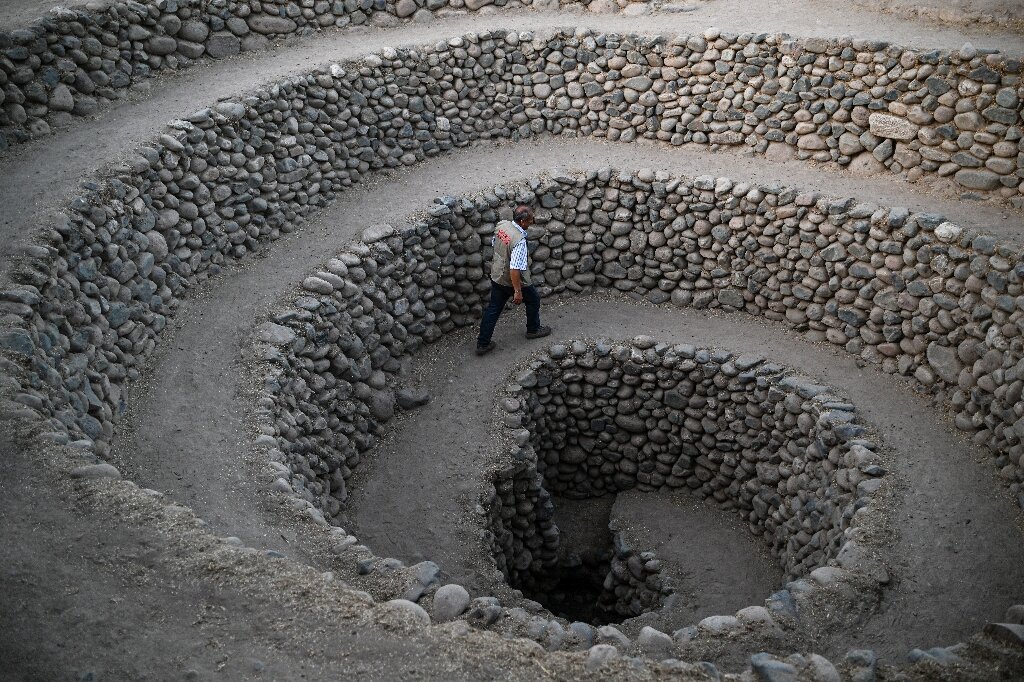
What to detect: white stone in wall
<box><xmin>935</xmin><ymin>222</ymin><xmax>963</xmax><ymax>243</ymax></box>
<box><xmin>868</xmin><ymin>113</ymin><xmax>919</xmax><ymax>141</ymax></box>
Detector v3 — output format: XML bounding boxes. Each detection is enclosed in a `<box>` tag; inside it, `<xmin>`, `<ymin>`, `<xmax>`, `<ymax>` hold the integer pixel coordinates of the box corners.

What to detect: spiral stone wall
<box><xmin>2</xmin><ymin>21</ymin><xmax>1022</xmax><ymax>205</ymax></box>
<box><xmin>0</xmin><ymin>19</ymin><xmax>1021</xmax><ymax>676</ymax></box>
<box><xmin>252</xmin><ymin>163</ymin><xmax>1024</xmax><ymax>518</ymax></box>
<box><xmin>481</xmin><ymin>339</ymin><xmax>885</xmax><ymax>625</ymax></box>
<box><xmin>3</xmin><ymin>104</ymin><xmax>1024</xmax><ymax>505</ymax></box>
<box><xmin>506</xmin><ymin>342</ymin><xmax>882</xmax><ymax>576</ymax></box>
<box><xmin>253</xmin><ymin>208</ymin><xmax>891</xmax><ymax>631</ymax></box>
<box><xmin>0</xmin><ymin>0</ymin><xmax>515</xmax><ymax>148</ymax></box>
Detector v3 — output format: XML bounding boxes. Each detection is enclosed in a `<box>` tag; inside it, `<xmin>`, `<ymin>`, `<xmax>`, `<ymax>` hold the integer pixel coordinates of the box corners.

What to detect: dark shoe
<box><xmin>475</xmin><ymin>341</ymin><xmax>496</xmax><ymax>356</ymax></box>
<box><xmin>526</xmin><ymin>325</ymin><xmax>552</xmax><ymax>339</ymax></box>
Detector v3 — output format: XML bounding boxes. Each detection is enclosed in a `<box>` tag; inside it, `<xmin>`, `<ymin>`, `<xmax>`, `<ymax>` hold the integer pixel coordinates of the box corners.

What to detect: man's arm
<box><xmin>510</xmin><ymin>269</ymin><xmax>524</xmax><ymax>304</ymax></box>
<box><xmin>509</xmin><ymin>237</ymin><xmax>528</xmax><ymax>304</ymax></box>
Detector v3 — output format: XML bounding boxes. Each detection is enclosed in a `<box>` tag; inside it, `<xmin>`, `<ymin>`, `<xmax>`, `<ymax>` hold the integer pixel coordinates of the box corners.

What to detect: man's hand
<box><xmin>510</xmin><ymin>269</ymin><xmax>524</xmax><ymax>305</ymax></box>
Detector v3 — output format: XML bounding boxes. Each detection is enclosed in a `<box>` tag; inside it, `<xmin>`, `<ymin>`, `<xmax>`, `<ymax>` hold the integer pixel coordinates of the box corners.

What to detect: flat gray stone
<box><xmin>146</xmin><ymin>36</ymin><xmax>178</xmax><ymax>56</ymax></box>
<box><xmin>585</xmin><ymin>644</ymin><xmax>619</xmax><ymax>671</ymax></box>
<box><xmin>255</xmin><ymin>322</ymin><xmax>295</xmax><ymax>345</ymax></box>
<box><xmin>698</xmin><ymin>615</ymin><xmax>740</xmax><ymax>632</ymax></box>
<box><xmin>868</xmin><ymin>113</ymin><xmax>918</xmax><ymax>140</ymax></box>
<box><xmin>750</xmin><ymin>653</ymin><xmax>798</xmax><ymax>682</ymax></box>
<box><xmin>934</xmin><ymin>222</ymin><xmax>962</xmax><ymax>243</ymax></box>
<box><xmin>0</xmin><ymin>328</ymin><xmax>34</xmax><ymax>356</ymax></box>
<box><xmin>984</xmin><ymin>622</ymin><xmax>1024</xmax><ymax>646</ymax></box>
<box><xmin>178</xmin><ymin>20</ymin><xmax>210</xmax><ymax>43</ymax></box>
<box><xmin>636</xmin><ymin>626</ymin><xmax>672</xmax><ymax>654</ymax></box>
<box><xmin>926</xmin><ymin>342</ymin><xmax>963</xmax><ymax>384</ymax></box>
<box><xmin>70</xmin><ymin>463</ymin><xmax>121</xmax><ymax>480</ymax></box>
<box><xmin>247</xmin><ymin>15</ymin><xmax>298</xmax><ymax>34</ymax></box>
<box><xmin>48</xmin><ymin>84</ymin><xmax>75</xmax><ymax>112</ymax></box>
<box><xmin>362</xmin><ymin>224</ymin><xmax>395</xmax><ymax>243</ymax></box>
<box><xmin>955</xmin><ymin>169</ymin><xmax>1001</xmax><ymax>191</ymax></box>
<box><xmin>396</xmin><ymin>388</ymin><xmax>430</xmax><ymax>410</ymax></box>
<box><xmin>214</xmin><ymin>102</ymin><xmax>246</xmax><ymax>121</ymax></box>
<box><xmin>206</xmin><ymin>33</ymin><xmax>241</xmax><ymax>58</ymax></box>
<box><xmin>807</xmin><ymin>654</ymin><xmax>841</xmax><ymax>682</ymax></box>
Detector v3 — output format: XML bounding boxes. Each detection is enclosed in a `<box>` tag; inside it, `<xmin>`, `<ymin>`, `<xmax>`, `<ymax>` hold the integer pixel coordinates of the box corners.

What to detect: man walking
<box><xmin>476</xmin><ymin>205</ymin><xmax>551</xmax><ymax>355</ymax></box>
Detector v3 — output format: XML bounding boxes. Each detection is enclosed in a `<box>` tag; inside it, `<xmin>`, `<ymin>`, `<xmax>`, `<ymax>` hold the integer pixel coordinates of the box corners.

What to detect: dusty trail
<box><xmin>348</xmin><ymin>298</ymin><xmax>1024</xmax><ymax>660</ymax></box>
<box><xmin>1</xmin><ymin>2</ymin><xmax>1022</xmax><ymax>281</ymax></box>
<box><xmin>3</xmin><ymin>2</ymin><xmax>1024</xmax><ymax>677</ymax></box>
<box><xmin>610</xmin><ymin>490</ymin><xmax>786</xmax><ymax>626</ymax></box>
<box><xmin>106</xmin><ymin>137</ymin><xmax>1024</xmax><ymax>665</ymax></box>
<box><xmin>0</xmin><ymin>433</ymin><xmax>590</xmax><ymax>682</ymax></box>
<box><xmin>0</xmin><ymin>0</ymin><xmax>68</xmax><ymax>27</ymax></box>
<box><xmin>110</xmin><ymin>135</ymin><xmax>1024</xmax><ymax>555</ymax></box>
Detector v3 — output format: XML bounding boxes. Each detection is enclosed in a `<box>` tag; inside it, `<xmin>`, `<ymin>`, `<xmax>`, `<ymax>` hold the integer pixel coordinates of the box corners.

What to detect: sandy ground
<box><xmin>0</xmin><ymin>0</ymin><xmax>67</xmax><ymax>27</ymax></box>
<box><xmin>1</xmin><ymin>425</ymin><xmax>653</xmax><ymax>682</ymax></box>
<box><xmin>2</xmin><ymin>3</ymin><xmax>1024</xmax><ymax>679</ymax></box>
<box><xmin>348</xmin><ymin>297</ymin><xmax>1024</xmax><ymax>660</ymax></box>
<box><xmin>106</xmin><ymin>137</ymin><xmax>1024</xmax><ymax>664</ymax></box>
<box><xmin>843</xmin><ymin>0</ymin><xmax>1024</xmax><ymax>29</ymax></box>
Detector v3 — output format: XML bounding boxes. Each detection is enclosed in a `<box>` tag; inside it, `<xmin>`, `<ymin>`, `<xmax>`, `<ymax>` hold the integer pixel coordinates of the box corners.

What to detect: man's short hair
<box><xmin>513</xmin><ymin>205</ymin><xmax>533</xmax><ymax>223</ymax></box>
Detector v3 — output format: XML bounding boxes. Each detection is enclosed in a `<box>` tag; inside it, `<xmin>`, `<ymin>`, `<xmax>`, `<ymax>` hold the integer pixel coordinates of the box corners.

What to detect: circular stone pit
<box><xmin>484</xmin><ymin>338</ymin><xmax>887</xmax><ymax>632</ymax></box>
<box><xmin>251</xmin><ymin>172</ymin><xmax>912</xmax><ymax>662</ymax></box>
<box><xmin>1</xmin><ymin>0</ymin><xmax>1023</xmax><ymax>676</ymax></box>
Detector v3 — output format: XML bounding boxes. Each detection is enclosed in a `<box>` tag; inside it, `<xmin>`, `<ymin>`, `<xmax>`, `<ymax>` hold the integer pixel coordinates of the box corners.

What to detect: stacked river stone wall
<box><xmin>0</xmin><ymin>0</ymin><xmax>533</xmax><ymax>148</ymax></box>
<box><xmin>0</xmin><ymin>26</ymin><xmax>1020</xmax><ymax>602</ymax></box>
<box><xmin>2</xmin><ymin>23</ymin><xmax>1022</xmax><ymax>206</ymax></box>
<box><xmin>2</xmin><ymin>112</ymin><xmax>1024</xmax><ymax>503</ymax></box>
<box><xmin>486</xmin><ymin>340</ymin><xmax>883</xmax><ymax>590</ymax></box>
<box><xmin>484</xmin><ymin>437</ymin><xmax>675</xmax><ymax>623</ymax></box>
<box><xmin>0</xmin><ymin>25</ymin><xmax>1018</xmax><ymax>670</ymax></box>
<box><xmin>600</xmin><ymin>545</ymin><xmax>667</xmax><ymax>619</ymax></box>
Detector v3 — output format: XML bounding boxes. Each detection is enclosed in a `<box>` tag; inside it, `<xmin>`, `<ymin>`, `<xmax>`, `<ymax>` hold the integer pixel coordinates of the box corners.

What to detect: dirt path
<box><xmin>0</xmin><ymin>434</ymin><xmax>609</xmax><ymax>682</ymax></box>
<box><xmin>0</xmin><ymin>0</ymin><xmax>67</xmax><ymax>27</ymax></box>
<box><xmin>103</xmin><ymin>136</ymin><xmax>1024</xmax><ymax>666</ymax></box>
<box><xmin>349</xmin><ymin>297</ymin><xmax>1024</xmax><ymax>660</ymax></box>
<box><xmin>611</xmin><ymin>489</ymin><xmax>786</xmax><ymax>627</ymax></box>
<box><xmin>110</xmin><ymin>135</ymin><xmax>1023</xmax><ymax>557</ymax></box>
<box><xmin>3</xmin><ymin>4</ymin><xmax>1024</xmax><ymax>678</ymax></box>
<box><xmin>1</xmin><ymin>2</ymin><xmax>1021</xmax><ymax>281</ymax></box>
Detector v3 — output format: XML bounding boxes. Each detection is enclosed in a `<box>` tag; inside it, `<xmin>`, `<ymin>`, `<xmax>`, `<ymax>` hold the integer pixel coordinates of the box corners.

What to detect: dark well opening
<box><xmin>521</xmin><ymin>496</ymin><xmax>670</xmax><ymax>625</ymax></box>
<box><xmin>484</xmin><ymin>340</ymin><xmax>882</xmax><ymax>626</ymax></box>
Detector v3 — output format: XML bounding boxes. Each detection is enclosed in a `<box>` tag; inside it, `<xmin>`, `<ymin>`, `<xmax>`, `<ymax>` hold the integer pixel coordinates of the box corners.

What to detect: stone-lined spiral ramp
<box><xmin>1</xmin><ymin>1</ymin><xmax>1023</xmax><ymax>679</ymax></box>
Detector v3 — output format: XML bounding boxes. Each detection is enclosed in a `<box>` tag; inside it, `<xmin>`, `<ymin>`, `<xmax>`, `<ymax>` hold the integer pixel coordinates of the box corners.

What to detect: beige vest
<box><xmin>490</xmin><ymin>220</ymin><xmax>532</xmax><ymax>286</ymax></box>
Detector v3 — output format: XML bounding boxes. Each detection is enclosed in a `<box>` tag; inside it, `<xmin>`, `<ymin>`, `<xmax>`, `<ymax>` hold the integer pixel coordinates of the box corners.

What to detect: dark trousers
<box><xmin>477</xmin><ymin>280</ymin><xmax>541</xmax><ymax>347</ymax></box>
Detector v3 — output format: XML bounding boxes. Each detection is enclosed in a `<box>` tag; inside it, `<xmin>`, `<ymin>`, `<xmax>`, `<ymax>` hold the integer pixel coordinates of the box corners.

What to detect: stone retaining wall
<box><xmin>501</xmin><ymin>341</ymin><xmax>882</xmax><ymax>581</ymax></box>
<box><xmin>485</xmin><ymin>437</ymin><xmax>674</xmax><ymax>622</ymax></box>
<box><xmin>0</xmin><ymin>0</ymin><xmax>525</xmax><ymax>148</ymax></box>
<box><xmin>0</xmin><ymin>28</ymin><xmax>1018</xmax><ymax>671</ymax></box>
<box><xmin>0</xmin><ymin>36</ymin><xmax>1022</xmax><ymax>503</ymax></box>
<box><xmin>0</xmin><ymin>22</ymin><xmax>1020</xmax><ymax>593</ymax></box>
<box><xmin>602</xmin><ymin>543</ymin><xmax>666</xmax><ymax>619</ymax></box>
<box><xmin>258</xmin><ymin>230</ymin><xmax>890</xmax><ymax>638</ymax></box>
<box><xmin>2</xmin><ymin>20</ymin><xmax>1022</xmax><ymax>206</ymax></box>
<box><xmin>482</xmin><ymin>338</ymin><xmax>884</xmax><ymax>625</ymax></box>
